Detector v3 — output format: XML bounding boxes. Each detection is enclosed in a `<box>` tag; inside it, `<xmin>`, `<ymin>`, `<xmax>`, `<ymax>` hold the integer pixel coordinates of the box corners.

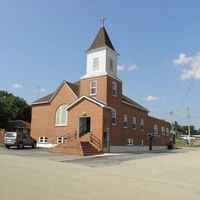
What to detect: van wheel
<box><xmin>5</xmin><ymin>145</ymin><xmax>10</xmax><ymax>149</ymax></box>
<box><xmin>32</xmin><ymin>142</ymin><xmax>36</xmax><ymax>148</ymax></box>
<box><xmin>18</xmin><ymin>142</ymin><xmax>24</xmax><ymax>149</ymax></box>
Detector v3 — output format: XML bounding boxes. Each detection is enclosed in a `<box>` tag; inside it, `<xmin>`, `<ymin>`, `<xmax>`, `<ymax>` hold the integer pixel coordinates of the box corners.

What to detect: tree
<box><xmin>0</xmin><ymin>91</ymin><xmax>31</xmax><ymax>128</ymax></box>
<box><xmin>174</xmin><ymin>120</ymin><xmax>200</xmax><ymax>135</ymax></box>
<box><xmin>174</xmin><ymin>121</ymin><xmax>183</xmax><ymax>132</ymax></box>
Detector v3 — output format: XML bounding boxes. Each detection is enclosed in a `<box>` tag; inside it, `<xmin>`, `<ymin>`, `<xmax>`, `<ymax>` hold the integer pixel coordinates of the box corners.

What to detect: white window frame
<box><xmin>161</xmin><ymin>127</ymin><xmax>165</xmax><ymax>135</ymax></box>
<box><xmin>132</xmin><ymin>116</ymin><xmax>136</xmax><ymax>130</ymax></box>
<box><xmin>140</xmin><ymin>118</ymin><xmax>144</xmax><ymax>131</ymax></box>
<box><xmin>111</xmin><ymin>110</ymin><xmax>116</xmax><ymax>125</ymax></box>
<box><xmin>127</xmin><ymin>138</ymin><xmax>133</xmax><ymax>146</ymax></box>
<box><xmin>55</xmin><ymin>104</ymin><xmax>68</xmax><ymax>126</ymax></box>
<box><xmin>123</xmin><ymin>114</ymin><xmax>128</xmax><ymax>128</ymax></box>
<box><xmin>93</xmin><ymin>57</ymin><xmax>99</xmax><ymax>71</ymax></box>
<box><xmin>90</xmin><ymin>80</ymin><xmax>97</xmax><ymax>96</ymax></box>
<box><xmin>57</xmin><ymin>136</ymin><xmax>65</xmax><ymax>144</ymax></box>
<box><xmin>166</xmin><ymin>128</ymin><xmax>170</xmax><ymax>136</ymax></box>
<box><xmin>112</xmin><ymin>81</ymin><xmax>117</xmax><ymax>97</ymax></box>
<box><xmin>39</xmin><ymin>136</ymin><xmax>48</xmax><ymax>144</ymax></box>
<box><xmin>154</xmin><ymin>124</ymin><xmax>158</xmax><ymax>134</ymax></box>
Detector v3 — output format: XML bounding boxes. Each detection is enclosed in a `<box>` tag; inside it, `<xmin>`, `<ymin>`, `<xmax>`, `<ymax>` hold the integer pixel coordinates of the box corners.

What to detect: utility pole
<box><xmin>169</xmin><ymin>110</ymin><xmax>174</xmax><ymax>133</ymax></box>
<box><xmin>36</xmin><ymin>86</ymin><xmax>41</xmax><ymax>100</ymax></box>
<box><xmin>187</xmin><ymin>106</ymin><xmax>191</xmax><ymax>146</ymax></box>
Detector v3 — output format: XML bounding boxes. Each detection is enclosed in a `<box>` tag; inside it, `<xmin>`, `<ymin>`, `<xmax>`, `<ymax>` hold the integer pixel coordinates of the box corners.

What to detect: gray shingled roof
<box><xmin>65</xmin><ymin>81</ymin><xmax>79</xmax><ymax>97</ymax></box>
<box><xmin>122</xmin><ymin>95</ymin><xmax>149</xmax><ymax>112</ymax></box>
<box><xmin>32</xmin><ymin>92</ymin><xmax>54</xmax><ymax>104</ymax></box>
<box><xmin>87</xmin><ymin>26</ymin><xmax>115</xmax><ymax>51</ymax></box>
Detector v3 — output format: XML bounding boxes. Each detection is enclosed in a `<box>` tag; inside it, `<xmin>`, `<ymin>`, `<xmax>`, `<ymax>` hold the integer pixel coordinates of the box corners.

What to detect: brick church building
<box><xmin>31</xmin><ymin>25</ymin><xmax>172</xmax><ymax>155</ymax></box>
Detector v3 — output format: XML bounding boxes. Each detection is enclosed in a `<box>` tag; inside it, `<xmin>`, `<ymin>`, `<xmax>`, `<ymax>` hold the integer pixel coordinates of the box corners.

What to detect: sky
<box><xmin>0</xmin><ymin>0</ymin><xmax>200</xmax><ymax>129</ymax></box>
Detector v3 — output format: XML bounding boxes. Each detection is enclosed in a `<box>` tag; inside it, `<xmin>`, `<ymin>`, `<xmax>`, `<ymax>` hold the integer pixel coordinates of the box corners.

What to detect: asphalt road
<box><xmin>0</xmin><ymin>146</ymin><xmax>179</xmax><ymax>167</ymax></box>
<box><xmin>1</xmin><ymin>147</ymin><xmax>200</xmax><ymax>200</ymax></box>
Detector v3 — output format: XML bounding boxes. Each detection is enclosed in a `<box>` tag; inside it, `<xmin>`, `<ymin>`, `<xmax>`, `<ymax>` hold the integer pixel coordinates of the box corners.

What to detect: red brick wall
<box><xmin>79</xmin><ymin>76</ymin><xmax>108</xmax><ymax>102</ymax></box>
<box><xmin>31</xmin><ymin>76</ymin><xmax>172</xmax><ymax>148</ymax></box>
<box><xmin>80</xmin><ymin>75</ymin><xmax>172</xmax><ymax>147</ymax></box>
<box><xmin>146</xmin><ymin>116</ymin><xmax>172</xmax><ymax>146</ymax></box>
<box><xmin>0</xmin><ymin>129</ymin><xmax>5</xmax><ymax>144</ymax></box>
<box><xmin>79</xmin><ymin>75</ymin><xmax>122</xmax><ymax>105</ymax></box>
<box><xmin>68</xmin><ymin>99</ymin><xmax>104</xmax><ymax>144</ymax></box>
<box><xmin>31</xmin><ymin>83</ymin><xmax>78</xmax><ymax>143</ymax></box>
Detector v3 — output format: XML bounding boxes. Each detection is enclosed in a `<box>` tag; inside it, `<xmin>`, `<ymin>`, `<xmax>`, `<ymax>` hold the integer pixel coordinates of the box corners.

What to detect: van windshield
<box><xmin>6</xmin><ymin>132</ymin><xmax>17</xmax><ymax>137</ymax></box>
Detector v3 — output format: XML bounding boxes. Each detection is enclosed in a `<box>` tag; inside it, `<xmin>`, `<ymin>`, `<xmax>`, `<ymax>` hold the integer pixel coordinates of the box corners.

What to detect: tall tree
<box><xmin>0</xmin><ymin>91</ymin><xmax>31</xmax><ymax>128</ymax></box>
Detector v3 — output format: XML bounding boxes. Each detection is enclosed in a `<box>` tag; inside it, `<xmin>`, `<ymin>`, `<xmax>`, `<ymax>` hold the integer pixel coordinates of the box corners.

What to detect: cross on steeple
<box><xmin>100</xmin><ymin>16</ymin><xmax>106</xmax><ymax>27</ymax></box>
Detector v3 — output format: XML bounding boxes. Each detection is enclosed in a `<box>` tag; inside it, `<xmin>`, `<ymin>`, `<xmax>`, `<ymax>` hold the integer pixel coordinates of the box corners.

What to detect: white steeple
<box><xmin>81</xmin><ymin>25</ymin><xmax>119</xmax><ymax>79</ymax></box>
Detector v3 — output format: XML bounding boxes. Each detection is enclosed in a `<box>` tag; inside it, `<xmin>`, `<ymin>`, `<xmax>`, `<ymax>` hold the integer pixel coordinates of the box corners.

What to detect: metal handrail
<box><xmin>78</xmin><ymin>121</ymin><xmax>88</xmax><ymax>137</ymax></box>
<box><xmin>90</xmin><ymin>132</ymin><xmax>102</xmax><ymax>150</ymax></box>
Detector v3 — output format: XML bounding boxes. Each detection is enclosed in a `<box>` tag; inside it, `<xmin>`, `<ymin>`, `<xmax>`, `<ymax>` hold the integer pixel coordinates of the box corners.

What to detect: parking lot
<box><xmin>1</xmin><ymin>146</ymin><xmax>200</xmax><ymax>200</ymax></box>
<box><xmin>0</xmin><ymin>146</ymin><xmax>180</xmax><ymax>167</ymax></box>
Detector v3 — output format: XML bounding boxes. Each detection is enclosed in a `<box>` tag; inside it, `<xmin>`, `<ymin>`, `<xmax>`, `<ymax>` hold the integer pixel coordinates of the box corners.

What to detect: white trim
<box><xmin>127</xmin><ymin>138</ymin><xmax>133</xmax><ymax>146</ymax></box>
<box><xmin>132</xmin><ymin>116</ymin><xmax>137</xmax><ymax>130</ymax></box>
<box><xmin>37</xmin><ymin>143</ymin><xmax>57</xmax><ymax>148</ymax></box>
<box><xmin>57</xmin><ymin>136</ymin><xmax>65</xmax><ymax>144</ymax></box>
<box><xmin>154</xmin><ymin>124</ymin><xmax>159</xmax><ymax>134</ymax></box>
<box><xmin>140</xmin><ymin>118</ymin><xmax>144</xmax><ymax>131</ymax></box>
<box><xmin>66</xmin><ymin>96</ymin><xmax>114</xmax><ymax>110</ymax></box>
<box><xmin>90</xmin><ymin>80</ymin><xmax>97</xmax><ymax>96</ymax></box>
<box><xmin>86</xmin><ymin>46</ymin><xmax>119</xmax><ymax>56</ymax></box>
<box><xmin>112</xmin><ymin>81</ymin><xmax>117</xmax><ymax>97</ymax></box>
<box><xmin>55</xmin><ymin>104</ymin><xmax>68</xmax><ymax>126</ymax></box>
<box><xmin>54</xmin><ymin>124</ymin><xmax>67</xmax><ymax>127</ymax></box>
<box><xmin>80</xmin><ymin>74</ymin><xmax>122</xmax><ymax>83</ymax></box>
<box><xmin>122</xmin><ymin>100</ymin><xmax>149</xmax><ymax>112</ymax></box>
<box><xmin>32</xmin><ymin>100</ymin><xmax>49</xmax><ymax>105</ymax></box>
<box><xmin>123</xmin><ymin>114</ymin><xmax>128</xmax><ymax>128</ymax></box>
<box><xmin>39</xmin><ymin>136</ymin><xmax>48</xmax><ymax>144</ymax></box>
<box><xmin>111</xmin><ymin>109</ymin><xmax>117</xmax><ymax>125</ymax></box>
<box><xmin>161</xmin><ymin>127</ymin><xmax>165</xmax><ymax>135</ymax></box>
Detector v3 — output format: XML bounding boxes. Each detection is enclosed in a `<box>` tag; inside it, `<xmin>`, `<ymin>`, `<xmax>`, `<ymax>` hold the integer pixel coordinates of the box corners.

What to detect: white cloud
<box><xmin>12</xmin><ymin>83</ymin><xmax>23</xmax><ymax>89</ymax></box>
<box><xmin>117</xmin><ymin>64</ymin><xmax>126</xmax><ymax>71</ymax></box>
<box><xmin>173</xmin><ymin>52</ymin><xmax>200</xmax><ymax>80</ymax></box>
<box><xmin>40</xmin><ymin>88</ymin><xmax>46</xmax><ymax>92</ymax></box>
<box><xmin>173</xmin><ymin>53</ymin><xmax>192</xmax><ymax>65</ymax></box>
<box><xmin>143</xmin><ymin>96</ymin><xmax>159</xmax><ymax>102</ymax></box>
<box><xmin>117</xmin><ymin>63</ymin><xmax>138</xmax><ymax>72</ymax></box>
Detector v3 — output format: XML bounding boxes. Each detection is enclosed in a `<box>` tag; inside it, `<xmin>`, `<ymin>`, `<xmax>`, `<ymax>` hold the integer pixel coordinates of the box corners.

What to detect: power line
<box><xmin>175</xmin><ymin>63</ymin><xmax>200</xmax><ymax>113</ymax></box>
<box><xmin>173</xmin><ymin>112</ymin><xmax>185</xmax><ymax>120</ymax></box>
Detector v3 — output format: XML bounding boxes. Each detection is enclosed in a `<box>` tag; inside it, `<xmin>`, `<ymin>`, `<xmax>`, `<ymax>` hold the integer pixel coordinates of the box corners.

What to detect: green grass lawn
<box><xmin>176</xmin><ymin>139</ymin><xmax>200</xmax><ymax>147</ymax></box>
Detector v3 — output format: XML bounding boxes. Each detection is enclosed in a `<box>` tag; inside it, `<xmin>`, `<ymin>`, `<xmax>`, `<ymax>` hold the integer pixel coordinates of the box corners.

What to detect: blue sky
<box><xmin>0</xmin><ymin>0</ymin><xmax>200</xmax><ymax>129</ymax></box>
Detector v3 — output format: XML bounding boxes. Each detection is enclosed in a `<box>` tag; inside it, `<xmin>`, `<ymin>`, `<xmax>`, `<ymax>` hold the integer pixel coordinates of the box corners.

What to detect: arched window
<box><xmin>55</xmin><ymin>104</ymin><xmax>68</xmax><ymax>126</ymax></box>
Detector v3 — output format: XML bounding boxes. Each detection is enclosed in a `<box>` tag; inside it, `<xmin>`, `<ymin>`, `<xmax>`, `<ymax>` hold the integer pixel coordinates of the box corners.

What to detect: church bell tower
<box><xmin>81</xmin><ymin>21</ymin><xmax>119</xmax><ymax>80</ymax></box>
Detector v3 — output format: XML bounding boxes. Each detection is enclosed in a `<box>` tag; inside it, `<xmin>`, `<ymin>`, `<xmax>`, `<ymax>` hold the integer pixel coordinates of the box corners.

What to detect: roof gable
<box><xmin>66</xmin><ymin>96</ymin><xmax>113</xmax><ymax>110</ymax></box>
<box><xmin>32</xmin><ymin>81</ymin><xmax>79</xmax><ymax>105</ymax></box>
